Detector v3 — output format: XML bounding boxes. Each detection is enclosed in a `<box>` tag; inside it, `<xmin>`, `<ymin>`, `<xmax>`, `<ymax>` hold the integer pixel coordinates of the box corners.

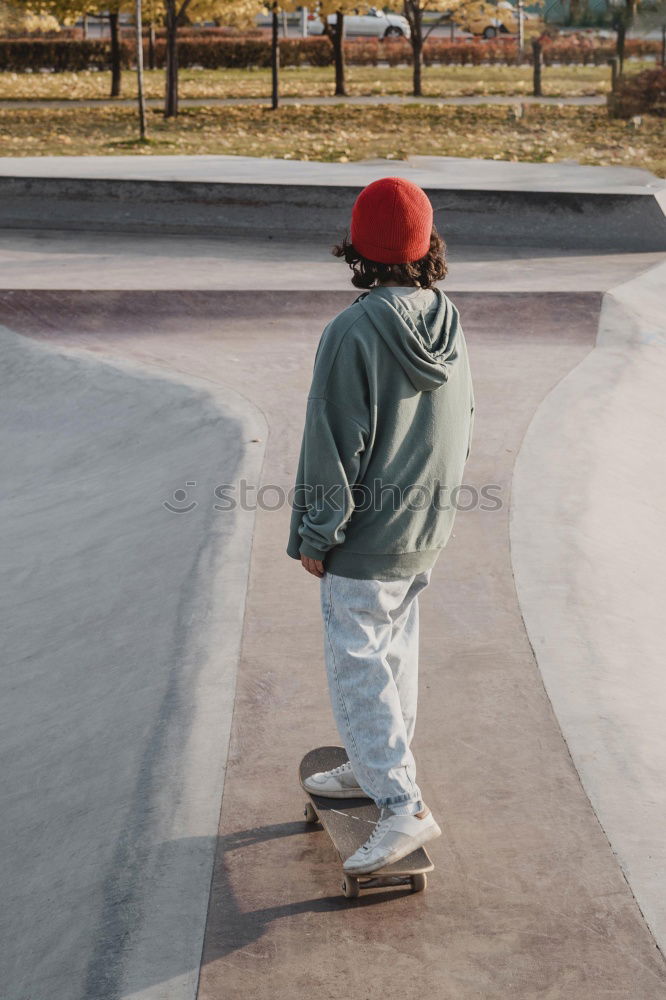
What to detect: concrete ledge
<box><xmin>510</xmin><ymin>258</ymin><xmax>666</xmax><ymax>954</ymax></box>
<box><xmin>1</xmin><ymin>155</ymin><xmax>665</xmax><ymax>251</ymax></box>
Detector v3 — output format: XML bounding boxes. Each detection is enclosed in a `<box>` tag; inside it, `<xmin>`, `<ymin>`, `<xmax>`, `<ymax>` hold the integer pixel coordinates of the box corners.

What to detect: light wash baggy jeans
<box><xmin>320</xmin><ymin>568</ymin><xmax>432</xmax><ymax>815</ymax></box>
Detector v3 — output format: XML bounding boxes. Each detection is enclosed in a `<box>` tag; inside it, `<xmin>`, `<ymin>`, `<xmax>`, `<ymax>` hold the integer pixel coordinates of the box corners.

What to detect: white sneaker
<box><xmin>302</xmin><ymin>761</ymin><xmax>370</xmax><ymax>799</ymax></box>
<box><xmin>343</xmin><ymin>805</ymin><xmax>441</xmax><ymax>874</ymax></box>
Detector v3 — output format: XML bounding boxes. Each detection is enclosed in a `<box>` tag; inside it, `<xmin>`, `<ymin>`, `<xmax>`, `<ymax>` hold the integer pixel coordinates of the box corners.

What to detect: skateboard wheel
<box><xmin>411</xmin><ymin>873</ymin><xmax>427</xmax><ymax>893</ymax></box>
<box><xmin>342</xmin><ymin>875</ymin><xmax>360</xmax><ymax>899</ymax></box>
<box><xmin>303</xmin><ymin>802</ymin><xmax>318</xmax><ymax>824</ymax></box>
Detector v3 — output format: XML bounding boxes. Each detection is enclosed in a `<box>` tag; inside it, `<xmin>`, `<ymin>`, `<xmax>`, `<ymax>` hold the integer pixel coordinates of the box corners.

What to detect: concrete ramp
<box><xmin>511</xmin><ymin>259</ymin><xmax>666</xmax><ymax>952</ymax></box>
<box><xmin>5</xmin><ymin>288</ymin><xmax>665</xmax><ymax>999</ymax></box>
<box><xmin>0</xmin><ymin>327</ymin><xmax>264</xmax><ymax>1000</ymax></box>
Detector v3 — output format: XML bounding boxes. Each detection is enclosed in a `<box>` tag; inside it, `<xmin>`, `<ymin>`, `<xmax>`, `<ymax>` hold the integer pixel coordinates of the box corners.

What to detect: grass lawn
<box><xmin>0</xmin><ymin>61</ymin><xmax>655</xmax><ymax>101</ymax></box>
<box><xmin>1</xmin><ymin>103</ymin><xmax>663</xmax><ymax>175</ymax></box>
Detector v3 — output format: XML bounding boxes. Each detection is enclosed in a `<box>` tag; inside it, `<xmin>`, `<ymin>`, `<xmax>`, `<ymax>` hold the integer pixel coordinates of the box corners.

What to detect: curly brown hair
<box><xmin>332</xmin><ymin>227</ymin><xmax>448</xmax><ymax>290</ymax></box>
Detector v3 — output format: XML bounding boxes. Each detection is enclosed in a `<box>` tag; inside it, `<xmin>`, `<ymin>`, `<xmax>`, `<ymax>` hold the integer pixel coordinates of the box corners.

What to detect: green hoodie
<box><xmin>287</xmin><ymin>284</ymin><xmax>474</xmax><ymax>580</ymax></box>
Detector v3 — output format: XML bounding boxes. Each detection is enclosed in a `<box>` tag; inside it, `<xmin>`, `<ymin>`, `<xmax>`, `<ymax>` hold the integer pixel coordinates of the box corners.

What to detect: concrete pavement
<box><xmin>0</xmin><ymin>155</ymin><xmax>666</xmax><ymax>194</ymax></box>
<box><xmin>0</xmin><ymin>229</ymin><xmax>663</xmax><ymax>292</ymax></box>
<box><xmin>5</xmin><ymin>153</ymin><xmax>659</xmax><ymax>190</ymax></box>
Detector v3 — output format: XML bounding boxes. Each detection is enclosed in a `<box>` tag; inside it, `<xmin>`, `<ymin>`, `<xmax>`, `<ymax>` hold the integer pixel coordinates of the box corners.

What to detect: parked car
<box><xmin>307</xmin><ymin>6</ymin><xmax>411</xmax><ymax>39</ymax></box>
<box><xmin>458</xmin><ymin>0</ymin><xmax>540</xmax><ymax>38</ymax></box>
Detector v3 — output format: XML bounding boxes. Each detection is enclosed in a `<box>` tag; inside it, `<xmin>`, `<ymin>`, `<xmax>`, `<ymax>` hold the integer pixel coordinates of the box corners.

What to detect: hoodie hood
<box><xmin>356</xmin><ymin>286</ymin><xmax>461</xmax><ymax>391</ymax></box>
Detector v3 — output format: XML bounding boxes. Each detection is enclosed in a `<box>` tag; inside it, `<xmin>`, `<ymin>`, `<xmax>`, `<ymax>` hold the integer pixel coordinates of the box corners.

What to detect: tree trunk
<box><xmin>271</xmin><ymin>3</ymin><xmax>279</xmax><ymax>110</ymax></box>
<box><xmin>532</xmin><ymin>38</ymin><xmax>542</xmax><ymax>96</ymax></box>
<box><xmin>412</xmin><ymin>22</ymin><xmax>423</xmax><ymax>97</ymax></box>
<box><xmin>164</xmin><ymin>0</ymin><xmax>178</xmax><ymax>117</ymax></box>
<box><xmin>109</xmin><ymin>11</ymin><xmax>121</xmax><ymax>98</ymax></box>
<box><xmin>135</xmin><ymin>0</ymin><xmax>147</xmax><ymax>139</ymax></box>
<box><xmin>148</xmin><ymin>20</ymin><xmax>155</xmax><ymax>71</ymax></box>
<box><xmin>616</xmin><ymin>18</ymin><xmax>625</xmax><ymax>74</ymax></box>
<box><xmin>333</xmin><ymin>11</ymin><xmax>346</xmax><ymax>96</ymax></box>
<box><xmin>404</xmin><ymin>2</ymin><xmax>423</xmax><ymax>98</ymax></box>
<box><xmin>611</xmin><ymin>0</ymin><xmax>634</xmax><ymax>75</ymax></box>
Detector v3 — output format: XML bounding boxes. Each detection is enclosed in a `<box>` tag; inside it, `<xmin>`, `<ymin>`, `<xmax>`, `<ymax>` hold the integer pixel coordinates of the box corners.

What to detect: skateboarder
<box><xmin>287</xmin><ymin>176</ymin><xmax>474</xmax><ymax>875</ymax></box>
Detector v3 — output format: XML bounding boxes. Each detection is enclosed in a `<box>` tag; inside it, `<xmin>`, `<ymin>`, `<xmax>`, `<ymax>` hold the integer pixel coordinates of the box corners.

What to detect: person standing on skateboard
<box><xmin>287</xmin><ymin>177</ymin><xmax>474</xmax><ymax>875</ymax></box>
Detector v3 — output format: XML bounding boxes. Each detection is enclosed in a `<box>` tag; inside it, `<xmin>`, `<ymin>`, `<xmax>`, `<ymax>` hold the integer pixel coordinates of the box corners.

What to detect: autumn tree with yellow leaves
<box><xmin>161</xmin><ymin>0</ymin><xmax>228</xmax><ymax>115</ymax></box>
<box><xmin>0</xmin><ymin>0</ymin><xmax>59</xmax><ymax>33</ymax></box>
<box><xmin>162</xmin><ymin>0</ymin><xmax>291</xmax><ymax>116</ymax></box>
<box><xmin>215</xmin><ymin>0</ymin><xmax>302</xmax><ymax>110</ymax></box>
<box><xmin>404</xmin><ymin>0</ymin><xmax>544</xmax><ymax>96</ymax></box>
<box><xmin>402</xmin><ymin>0</ymin><xmax>468</xmax><ymax>97</ymax></box>
<box><xmin>9</xmin><ymin>0</ymin><xmax>130</xmax><ymax>96</ymax></box>
<box><xmin>316</xmin><ymin>0</ymin><xmax>365</xmax><ymax>96</ymax></box>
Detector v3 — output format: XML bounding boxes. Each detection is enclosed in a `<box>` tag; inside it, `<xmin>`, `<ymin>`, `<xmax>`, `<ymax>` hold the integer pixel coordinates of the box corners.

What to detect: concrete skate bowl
<box><xmin>1</xmin><ymin>155</ymin><xmax>666</xmax><ymax>1000</ymax></box>
<box><xmin>0</xmin><ymin>318</ymin><xmax>266</xmax><ymax>1000</ymax></box>
<box><xmin>510</xmin><ymin>259</ymin><xmax>666</xmax><ymax>957</ymax></box>
<box><xmin>2</xmin><ymin>276</ymin><xmax>666</xmax><ymax>1000</ymax></box>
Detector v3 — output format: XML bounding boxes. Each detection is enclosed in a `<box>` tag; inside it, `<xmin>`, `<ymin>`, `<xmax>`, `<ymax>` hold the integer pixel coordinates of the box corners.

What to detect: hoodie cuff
<box><xmin>298</xmin><ymin>540</ymin><xmax>329</xmax><ymax>562</ymax></box>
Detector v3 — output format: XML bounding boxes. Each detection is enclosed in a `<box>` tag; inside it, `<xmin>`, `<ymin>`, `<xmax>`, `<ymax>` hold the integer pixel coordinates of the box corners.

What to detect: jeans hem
<box><xmin>376</xmin><ymin>792</ymin><xmax>421</xmax><ymax>809</ymax></box>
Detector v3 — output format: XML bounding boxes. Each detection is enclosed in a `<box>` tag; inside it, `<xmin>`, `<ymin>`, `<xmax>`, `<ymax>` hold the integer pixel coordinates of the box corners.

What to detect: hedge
<box><xmin>0</xmin><ymin>36</ymin><xmax>334</xmax><ymax>71</ymax></box>
<box><xmin>0</xmin><ymin>34</ymin><xmax>660</xmax><ymax>73</ymax></box>
<box><xmin>607</xmin><ymin>67</ymin><xmax>666</xmax><ymax>117</ymax></box>
<box><xmin>0</xmin><ymin>38</ymin><xmax>119</xmax><ymax>71</ymax></box>
<box><xmin>165</xmin><ymin>36</ymin><xmax>335</xmax><ymax>69</ymax></box>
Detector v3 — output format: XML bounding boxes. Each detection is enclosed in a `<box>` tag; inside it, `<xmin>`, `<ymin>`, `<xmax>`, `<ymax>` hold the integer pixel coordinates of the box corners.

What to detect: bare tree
<box><xmin>271</xmin><ymin>0</ymin><xmax>279</xmax><ymax>109</ymax></box>
<box><xmin>108</xmin><ymin>8</ymin><xmax>122</xmax><ymax>97</ymax></box>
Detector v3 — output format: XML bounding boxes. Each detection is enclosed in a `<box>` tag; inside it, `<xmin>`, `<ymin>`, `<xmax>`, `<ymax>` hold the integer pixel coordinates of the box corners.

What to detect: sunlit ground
<box><xmin>1</xmin><ymin>103</ymin><xmax>662</xmax><ymax>175</ymax></box>
<box><xmin>0</xmin><ymin>61</ymin><xmax>655</xmax><ymax>101</ymax></box>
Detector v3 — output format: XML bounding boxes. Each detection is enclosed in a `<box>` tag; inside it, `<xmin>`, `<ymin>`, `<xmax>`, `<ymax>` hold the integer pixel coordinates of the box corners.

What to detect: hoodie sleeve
<box><xmin>287</xmin><ymin>318</ymin><xmax>372</xmax><ymax>562</ymax></box>
<box><xmin>287</xmin><ymin>397</ymin><xmax>369</xmax><ymax>561</ymax></box>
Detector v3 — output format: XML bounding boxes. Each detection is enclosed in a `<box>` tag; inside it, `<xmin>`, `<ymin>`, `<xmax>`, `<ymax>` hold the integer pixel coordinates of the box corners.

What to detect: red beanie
<box><xmin>350</xmin><ymin>176</ymin><xmax>433</xmax><ymax>264</ymax></box>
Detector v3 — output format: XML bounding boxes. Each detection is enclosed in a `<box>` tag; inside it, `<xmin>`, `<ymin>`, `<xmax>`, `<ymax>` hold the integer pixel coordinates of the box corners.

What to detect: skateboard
<box><xmin>299</xmin><ymin>745</ymin><xmax>434</xmax><ymax>898</ymax></box>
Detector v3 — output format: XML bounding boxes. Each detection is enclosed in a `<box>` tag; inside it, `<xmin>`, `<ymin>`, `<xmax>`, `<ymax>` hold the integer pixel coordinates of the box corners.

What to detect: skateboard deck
<box><xmin>299</xmin><ymin>745</ymin><xmax>434</xmax><ymax>898</ymax></box>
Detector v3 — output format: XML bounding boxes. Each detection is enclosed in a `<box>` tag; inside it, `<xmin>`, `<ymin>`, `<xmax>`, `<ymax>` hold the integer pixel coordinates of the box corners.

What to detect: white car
<box><xmin>307</xmin><ymin>7</ymin><xmax>411</xmax><ymax>39</ymax></box>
